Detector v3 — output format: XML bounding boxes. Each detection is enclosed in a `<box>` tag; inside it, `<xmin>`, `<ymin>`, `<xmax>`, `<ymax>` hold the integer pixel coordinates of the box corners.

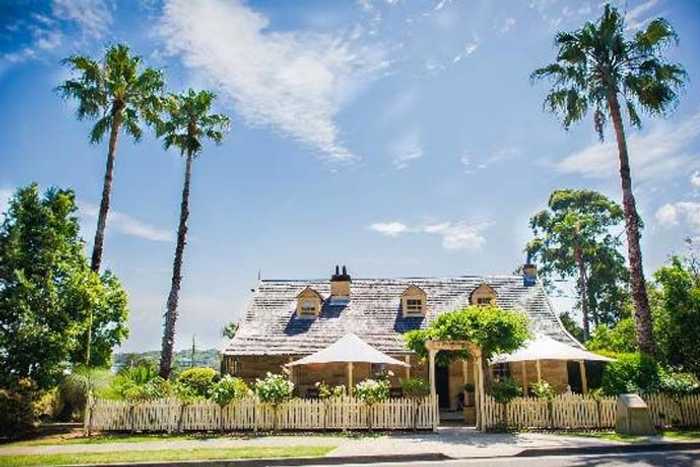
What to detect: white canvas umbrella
<box><xmin>287</xmin><ymin>333</ymin><xmax>408</xmax><ymax>396</ymax></box>
<box><xmin>491</xmin><ymin>334</ymin><xmax>613</xmax><ymax>394</ymax></box>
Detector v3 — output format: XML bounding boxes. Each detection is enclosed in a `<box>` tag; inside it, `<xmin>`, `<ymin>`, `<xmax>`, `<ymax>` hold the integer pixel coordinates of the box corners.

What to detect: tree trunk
<box><xmin>159</xmin><ymin>150</ymin><xmax>194</xmax><ymax>379</ymax></box>
<box><xmin>606</xmin><ymin>90</ymin><xmax>656</xmax><ymax>356</ymax></box>
<box><xmin>87</xmin><ymin>104</ymin><xmax>123</xmax><ymax>366</ymax></box>
<box><xmin>574</xmin><ymin>245</ymin><xmax>590</xmax><ymax>341</ymax></box>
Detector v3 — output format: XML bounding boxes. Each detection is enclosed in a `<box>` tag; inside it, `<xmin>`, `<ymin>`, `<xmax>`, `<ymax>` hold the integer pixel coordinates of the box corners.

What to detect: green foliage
<box><xmin>176</xmin><ymin>367</ymin><xmax>218</xmax><ymax>398</ymax></box>
<box><xmin>404</xmin><ymin>305</ymin><xmax>530</xmax><ymax>365</ymax></box>
<box><xmin>222</xmin><ymin>321</ymin><xmax>238</xmax><ymax>340</ymax></box>
<box><xmin>491</xmin><ymin>377</ymin><xmax>522</xmax><ymax>404</ymax></box>
<box><xmin>530</xmin><ymin>381</ymin><xmax>555</xmax><ymax>400</ymax></box>
<box><xmin>316</xmin><ymin>382</ymin><xmax>345</xmax><ymax>399</ymax></box>
<box><xmin>210</xmin><ymin>376</ymin><xmax>250</xmax><ymax>407</ymax></box>
<box><xmin>527</xmin><ymin>189</ymin><xmax>628</xmax><ymax>334</ymax></box>
<box><xmin>354</xmin><ymin>379</ymin><xmax>390</xmax><ymax>406</ymax></box>
<box><xmin>400</xmin><ymin>378</ymin><xmax>430</xmax><ymax>399</ymax></box>
<box><xmin>601</xmin><ymin>352</ymin><xmax>661</xmax><ymax>395</ymax></box>
<box><xmin>114</xmin><ymin>349</ymin><xmax>221</xmax><ymax>371</ymax></box>
<box><xmin>0</xmin><ymin>378</ymin><xmax>37</xmax><ymax>438</ymax></box>
<box><xmin>57</xmin><ymin>43</ymin><xmax>164</xmax><ymax>144</ymax></box>
<box><xmin>587</xmin><ymin>318</ymin><xmax>638</xmax><ymax>354</ymax></box>
<box><xmin>559</xmin><ymin>312</ymin><xmax>584</xmax><ymax>342</ymax></box>
<box><xmin>57</xmin><ymin>367</ymin><xmax>113</xmax><ymax>419</ymax></box>
<box><xmin>0</xmin><ymin>185</ymin><xmax>129</xmax><ymax>390</ymax></box>
<box><xmin>254</xmin><ymin>373</ymin><xmax>294</xmax><ymax>406</ymax></box>
<box><xmin>652</xmin><ymin>256</ymin><xmax>700</xmax><ymax>376</ymax></box>
<box><xmin>658</xmin><ymin>372</ymin><xmax>700</xmax><ymax>397</ymax></box>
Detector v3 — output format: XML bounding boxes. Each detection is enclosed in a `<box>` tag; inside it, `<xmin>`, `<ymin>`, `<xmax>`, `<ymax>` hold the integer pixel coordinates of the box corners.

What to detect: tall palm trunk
<box><xmin>574</xmin><ymin>245</ymin><xmax>590</xmax><ymax>341</ymax></box>
<box><xmin>90</xmin><ymin>104</ymin><xmax>123</xmax><ymax>273</ymax></box>
<box><xmin>86</xmin><ymin>104</ymin><xmax>123</xmax><ymax>366</ymax></box>
<box><xmin>159</xmin><ymin>150</ymin><xmax>194</xmax><ymax>379</ymax></box>
<box><xmin>606</xmin><ymin>89</ymin><xmax>656</xmax><ymax>356</ymax></box>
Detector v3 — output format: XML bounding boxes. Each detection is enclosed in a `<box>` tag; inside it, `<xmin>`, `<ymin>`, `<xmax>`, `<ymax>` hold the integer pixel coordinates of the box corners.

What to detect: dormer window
<box><xmin>296</xmin><ymin>286</ymin><xmax>323</xmax><ymax>319</ymax></box>
<box><xmin>470</xmin><ymin>283</ymin><xmax>497</xmax><ymax>306</ymax></box>
<box><xmin>401</xmin><ymin>285</ymin><xmax>427</xmax><ymax>317</ymax></box>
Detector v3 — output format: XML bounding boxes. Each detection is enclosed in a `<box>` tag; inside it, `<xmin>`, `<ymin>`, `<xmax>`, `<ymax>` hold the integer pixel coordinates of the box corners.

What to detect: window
<box><xmin>300</xmin><ymin>299</ymin><xmax>316</xmax><ymax>315</ymax></box>
<box><xmin>477</xmin><ymin>297</ymin><xmax>493</xmax><ymax>306</ymax></box>
<box><xmin>405</xmin><ymin>298</ymin><xmax>423</xmax><ymax>314</ymax></box>
<box><xmin>492</xmin><ymin>363</ymin><xmax>510</xmax><ymax>381</ymax></box>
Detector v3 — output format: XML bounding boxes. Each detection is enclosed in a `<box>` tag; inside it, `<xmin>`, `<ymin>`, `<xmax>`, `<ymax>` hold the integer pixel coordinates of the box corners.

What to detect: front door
<box><xmin>436</xmin><ymin>364</ymin><xmax>450</xmax><ymax>409</ymax></box>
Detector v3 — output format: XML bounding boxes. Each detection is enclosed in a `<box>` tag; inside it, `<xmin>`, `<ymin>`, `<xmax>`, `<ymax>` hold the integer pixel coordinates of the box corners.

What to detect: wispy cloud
<box><xmin>52</xmin><ymin>0</ymin><xmax>113</xmax><ymax>39</ymax></box>
<box><xmin>625</xmin><ymin>0</ymin><xmax>658</xmax><ymax>31</ymax></box>
<box><xmin>557</xmin><ymin>113</ymin><xmax>700</xmax><ymax>181</ymax></box>
<box><xmin>0</xmin><ymin>189</ymin><xmax>12</xmax><ymax>219</ymax></box>
<box><xmin>655</xmin><ymin>201</ymin><xmax>700</xmax><ymax>232</ymax></box>
<box><xmin>452</xmin><ymin>40</ymin><xmax>479</xmax><ymax>63</ymax></box>
<box><xmin>369</xmin><ymin>219</ymin><xmax>490</xmax><ymax>250</ymax></box>
<box><xmin>389</xmin><ymin>129</ymin><xmax>423</xmax><ymax>169</ymax></box>
<box><xmin>499</xmin><ymin>17</ymin><xmax>516</xmax><ymax>33</ymax></box>
<box><xmin>159</xmin><ymin>0</ymin><xmax>387</xmax><ymax>162</ymax></box>
<box><xmin>691</xmin><ymin>171</ymin><xmax>700</xmax><ymax>189</ymax></box>
<box><xmin>459</xmin><ymin>146</ymin><xmax>520</xmax><ymax>173</ymax></box>
<box><xmin>79</xmin><ymin>202</ymin><xmax>174</xmax><ymax>242</ymax></box>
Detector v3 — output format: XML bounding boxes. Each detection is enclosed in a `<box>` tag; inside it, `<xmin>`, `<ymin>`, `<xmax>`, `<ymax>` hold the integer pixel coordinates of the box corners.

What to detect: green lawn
<box><xmin>5</xmin><ymin>433</ymin><xmax>232</xmax><ymax>447</ymax></box>
<box><xmin>563</xmin><ymin>430</ymin><xmax>700</xmax><ymax>443</ymax></box>
<box><xmin>0</xmin><ymin>445</ymin><xmax>336</xmax><ymax>466</ymax></box>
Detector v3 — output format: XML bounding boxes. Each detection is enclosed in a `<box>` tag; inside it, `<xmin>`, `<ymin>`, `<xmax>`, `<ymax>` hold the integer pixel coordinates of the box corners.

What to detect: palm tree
<box><xmin>57</xmin><ymin>44</ymin><xmax>164</xmax><ymax>274</ymax></box>
<box><xmin>157</xmin><ymin>90</ymin><xmax>230</xmax><ymax>378</ymax></box>
<box><xmin>531</xmin><ymin>4</ymin><xmax>687</xmax><ymax>355</ymax></box>
<box><xmin>57</xmin><ymin>44</ymin><xmax>164</xmax><ymax>365</ymax></box>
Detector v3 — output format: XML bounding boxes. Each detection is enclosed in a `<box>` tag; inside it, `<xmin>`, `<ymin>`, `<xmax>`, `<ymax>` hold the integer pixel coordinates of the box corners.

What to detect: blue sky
<box><xmin>1</xmin><ymin>0</ymin><xmax>699</xmax><ymax>352</ymax></box>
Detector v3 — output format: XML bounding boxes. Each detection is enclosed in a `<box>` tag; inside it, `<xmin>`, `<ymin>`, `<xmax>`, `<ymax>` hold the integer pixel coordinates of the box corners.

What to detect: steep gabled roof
<box><xmin>224</xmin><ymin>275</ymin><xmax>581</xmax><ymax>356</ymax></box>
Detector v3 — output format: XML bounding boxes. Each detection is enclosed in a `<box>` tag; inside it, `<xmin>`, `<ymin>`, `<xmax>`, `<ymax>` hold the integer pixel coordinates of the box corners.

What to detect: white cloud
<box><xmin>159</xmin><ymin>0</ymin><xmax>387</xmax><ymax>161</ymax></box>
<box><xmin>79</xmin><ymin>202</ymin><xmax>174</xmax><ymax>242</ymax></box>
<box><xmin>500</xmin><ymin>17</ymin><xmax>516</xmax><ymax>33</ymax></box>
<box><xmin>0</xmin><ymin>189</ymin><xmax>12</xmax><ymax>219</ymax></box>
<box><xmin>369</xmin><ymin>222</ymin><xmax>408</xmax><ymax>237</ymax></box>
<box><xmin>452</xmin><ymin>40</ymin><xmax>479</xmax><ymax>63</ymax></box>
<box><xmin>557</xmin><ymin>113</ymin><xmax>700</xmax><ymax>181</ymax></box>
<box><xmin>52</xmin><ymin>0</ymin><xmax>113</xmax><ymax>39</ymax></box>
<box><xmin>389</xmin><ymin>129</ymin><xmax>423</xmax><ymax>169</ymax></box>
<box><xmin>625</xmin><ymin>0</ymin><xmax>658</xmax><ymax>31</ymax></box>
<box><xmin>691</xmin><ymin>171</ymin><xmax>700</xmax><ymax>188</ymax></box>
<box><xmin>368</xmin><ymin>219</ymin><xmax>490</xmax><ymax>250</ymax></box>
<box><xmin>656</xmin><ymin>202</ymin><xmax>700</xmax><ymax>232</ymax></box>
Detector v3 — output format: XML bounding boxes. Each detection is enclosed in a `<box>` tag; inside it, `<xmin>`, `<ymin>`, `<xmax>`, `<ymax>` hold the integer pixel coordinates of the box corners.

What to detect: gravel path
<box><xmin>0</xmin><ymin>428</ymin><xmax>633</xmax><ymax>459</ymax></box>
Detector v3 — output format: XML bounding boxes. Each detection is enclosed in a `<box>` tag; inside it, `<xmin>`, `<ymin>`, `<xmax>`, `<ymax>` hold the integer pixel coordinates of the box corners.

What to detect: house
<box><xmin>222</xmin><ymin>264</ymin><xmax>584</xmax><ymax>412</ymax></box>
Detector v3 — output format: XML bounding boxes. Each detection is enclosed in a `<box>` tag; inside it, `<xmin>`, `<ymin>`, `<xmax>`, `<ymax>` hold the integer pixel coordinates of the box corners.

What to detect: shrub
<box><xmin>601</xmin><ymin>352</ymin><xmax>661</xmax><ymax>395</ymax></box>
<box><xmin>176</xmin><ymin>367</ymin><xmax>218</xmax><ymax>398</ymax></box>
<box><xmin>57</xmin><ymin>367</ymin><xmax>113</xmax><ymax>420</ymax></box>
<box><xmin>659</xmin><ymin>371</ymin><xmax>700</xmax><ymax>396</ymax></box>
<box><xmin>530</xmin><ymin>380</ymin><xmax>555</xmax><ymax>400</ymax></box>
<box><xmin>491</xmin><ymin>377</ymin><xmax>522</xmax><ymax>404</ymax></box>
<box><xmin>316</xmin><ymin>382</ymin><xmax>345</xmax><ymax>399</ymax></box>
<box><xmin>254</xmin><ymin>373</ymin><xmax>294</xmax><ymax>406</ymax></box>
<box><xmin>354</xmin><ymin>379</ymin><xmax>390</xmax><ymax>406</ymax></box>
<box><xmin>0</xmin><ymin>379</ymin><xmax>37</xmax><ymax>438</ymax></box>
<box><xmin>400</xmin><ymin>378</ymin><xmax>430</xmax><ymax>399</ymax></box>
<box><xmin>210</xmin><ymin>376</ymin><xmax>250</xmax><ymax>406</ymax></box>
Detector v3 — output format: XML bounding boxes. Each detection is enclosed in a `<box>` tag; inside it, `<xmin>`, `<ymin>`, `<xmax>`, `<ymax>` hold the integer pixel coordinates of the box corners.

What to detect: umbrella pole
<box><xmin>347</xmin><ymin>362</ymin><xmax>354</xmax><ymax>397</ymax></box>
<box><xmin>579</xmin><ymin>360</ymin><xmax>588</xmax><ymax>394</ymax></box>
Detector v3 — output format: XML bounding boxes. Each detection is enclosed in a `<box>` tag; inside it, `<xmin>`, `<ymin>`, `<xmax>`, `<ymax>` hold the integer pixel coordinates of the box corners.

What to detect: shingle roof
<box><xmin>223</xmin><ymin>276</ymin><xmax>581</xmax><ymax>356</ymax></box>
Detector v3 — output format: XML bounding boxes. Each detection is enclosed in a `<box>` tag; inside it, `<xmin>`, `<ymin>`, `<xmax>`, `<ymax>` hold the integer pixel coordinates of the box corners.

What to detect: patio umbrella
<box><xmin>286</xmin><ymin>333</ymin><xmax>409</xmax><ymax>396</ymax></box>
<box><xmin>490</xmin><ymin>334</ymin><xmax>613</xmax><ymax>394</ymax></box>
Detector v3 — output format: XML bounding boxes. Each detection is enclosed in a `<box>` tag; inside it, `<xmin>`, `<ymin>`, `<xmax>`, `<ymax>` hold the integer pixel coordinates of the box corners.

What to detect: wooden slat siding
<box><xmin>87</xmin><ymin>396</ymin><xmax>437</xmax><ymax>432</ymax></box>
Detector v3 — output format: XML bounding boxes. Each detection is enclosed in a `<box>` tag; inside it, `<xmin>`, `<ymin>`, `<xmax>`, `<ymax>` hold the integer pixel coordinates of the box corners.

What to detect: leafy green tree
<box><xmin>0</xmin><ymin>185</ymin><xmax>129</xmax><ymax>390</ymax></box>
<box><xmin>57</xmin><ymin>44</ymin><xmax>162</xmax><ymax>365</ymax></box>
<box><xmin>532</xmin><ymin>4</ymin><xmax>687</xmax><ymax>355</ymax></box>
<box><xmin>527</xmin><ymin>189</ymin><xmax>626</xmax><ymax>340</ymax></box>
<box><xmin>652</xmin><ymin>257</ymin><xmax>700</xmax><ymax>376</ymax></box>
<box><xmin>156</xmin><ymin>89</ymin><xmax>230</xmax><ymax>379</ymax></box>
<box><xmin>222</xmin><ymin>321</ymin><xmax>238</xmax><ymax>339</ymax></box>
<box><xmin>587</xmin><ymin>317</ymin><xmax>637</xmax><ymax>354</ymax></box>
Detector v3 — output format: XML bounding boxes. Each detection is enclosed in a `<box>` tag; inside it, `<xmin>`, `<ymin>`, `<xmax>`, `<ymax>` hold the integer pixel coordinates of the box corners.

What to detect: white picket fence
<box><xmin>85</xmin><ymin>395</ymin><xmax>438</xmax><ymax>433</ymax></box>
<box><xmin>482</xmin><ymin>394</ymin><xmax>618</xmax><ymax>430</ymax></box>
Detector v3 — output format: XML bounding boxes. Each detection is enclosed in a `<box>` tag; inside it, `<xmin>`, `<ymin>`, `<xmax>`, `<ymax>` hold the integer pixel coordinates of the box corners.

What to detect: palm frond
<box><xmin>90</xmin><ymin>115</ymin><xmax>112</xmax><ymax>144</ymax></box>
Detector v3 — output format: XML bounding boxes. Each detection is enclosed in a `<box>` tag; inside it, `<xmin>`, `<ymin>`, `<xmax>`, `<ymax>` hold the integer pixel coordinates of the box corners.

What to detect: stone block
<box><xmin>616</xmin><ymin>393</ymin><xmax>656</xmax><ymax>435</ymax></box>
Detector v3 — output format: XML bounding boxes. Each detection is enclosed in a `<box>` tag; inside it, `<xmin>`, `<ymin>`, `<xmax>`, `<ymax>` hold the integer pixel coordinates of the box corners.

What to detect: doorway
<box><xmin>436</xmin><ymin>363</ymin><xmax>450</xmax><ymax>409</ymax></box>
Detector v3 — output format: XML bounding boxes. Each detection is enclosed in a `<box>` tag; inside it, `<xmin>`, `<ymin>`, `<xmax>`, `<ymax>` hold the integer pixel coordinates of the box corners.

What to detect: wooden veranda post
<box><xmin>579</xmin><ymin>360</ymin><xmax>588</xmax><ymax>394</ymax></box>
<box><xmin>347</xmin><ymin>362</ymin><xmax>354</xmax><ymax>397</ymax></box>
<box><xmin>536</xmin><ymin>359</ymin><xmax>542</xmax><ymax>383</ymax></box>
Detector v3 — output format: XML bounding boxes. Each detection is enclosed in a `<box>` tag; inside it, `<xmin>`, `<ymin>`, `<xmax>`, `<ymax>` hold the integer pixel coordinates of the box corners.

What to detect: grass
<box><xmin>0</xmin><ymin>445</ymin><xmax>336</xmax><ymax>466</ymax></box>
<box><xmin>562</xmin><ymin>430</ymin><xmax>700</xmax><ymax>443</ymax></box>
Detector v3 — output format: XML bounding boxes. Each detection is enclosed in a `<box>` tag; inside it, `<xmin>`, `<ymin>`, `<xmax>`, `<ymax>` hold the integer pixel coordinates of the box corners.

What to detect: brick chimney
<box><xmin>330</xmin><ymin>265</ymin><xmax>351</xmax><ymax>298</ymax></box>
<box><xmin>523</xmin><ymin>254</ymin><xmax>537</xmax><ymax>287</ymax></box>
